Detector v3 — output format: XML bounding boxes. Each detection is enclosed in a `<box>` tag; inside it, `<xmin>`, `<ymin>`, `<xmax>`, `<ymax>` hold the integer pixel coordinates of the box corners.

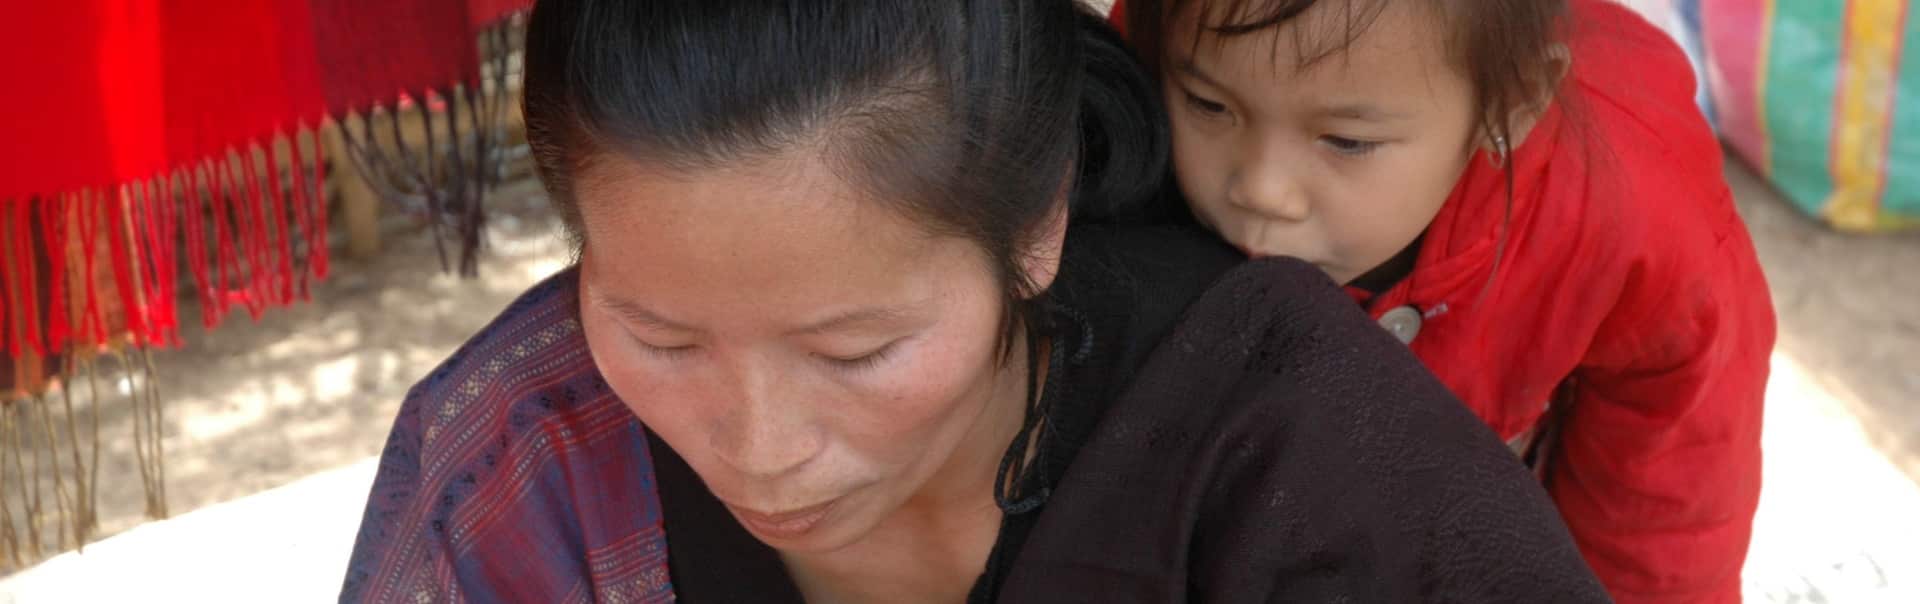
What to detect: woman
<box><xmin>340</xmin><ymin>0</ymin><xmax>1607</xmax><ymax>601</ymax></box>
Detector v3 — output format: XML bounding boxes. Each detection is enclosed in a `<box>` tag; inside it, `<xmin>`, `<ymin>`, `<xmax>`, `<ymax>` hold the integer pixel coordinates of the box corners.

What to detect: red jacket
<box><xmin>1114</xmin><ymin>1</ymin><xmax>1775</xmax><ymax>601</ymax></box>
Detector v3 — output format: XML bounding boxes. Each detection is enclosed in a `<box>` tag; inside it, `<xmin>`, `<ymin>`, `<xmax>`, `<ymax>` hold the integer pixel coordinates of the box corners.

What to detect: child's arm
<box><xmin>1547</xmin><ymin>235</ymin><xmax>1774</xmax><ymax>604</ymax></box>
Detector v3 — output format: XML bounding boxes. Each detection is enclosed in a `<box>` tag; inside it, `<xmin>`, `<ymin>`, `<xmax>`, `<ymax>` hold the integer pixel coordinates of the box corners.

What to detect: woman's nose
<box><xmin>706</xmin><ymin>365</ymin><xmax>823</xmax><ymax>480</ymax></box>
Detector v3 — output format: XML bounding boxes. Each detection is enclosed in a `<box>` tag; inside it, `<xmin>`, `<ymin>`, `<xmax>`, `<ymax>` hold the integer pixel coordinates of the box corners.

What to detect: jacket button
<box><xmin>1378</xmin><ymin>306</ymin><xmax>1422</xmax><ymax>345</ymax></box>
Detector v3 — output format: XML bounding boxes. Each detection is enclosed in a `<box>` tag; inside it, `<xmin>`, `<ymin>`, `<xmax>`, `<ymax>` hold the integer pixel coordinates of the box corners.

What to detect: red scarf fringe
<box><xmin>0</xmin><ymin>134</ymin><xmax>331</xmax><ymax>360</ymax></box>
<box><xmin>1</xmin><ymin>0</ymin><xmax>527</xmax><ymax>369</ymax></box>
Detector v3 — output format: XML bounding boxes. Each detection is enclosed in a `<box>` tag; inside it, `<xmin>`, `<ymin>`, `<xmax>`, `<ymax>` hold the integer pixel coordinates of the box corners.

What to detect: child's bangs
<box><xmin>1170</xmin><ymin>0</ymin><xmax>1394</xmax><ymax>73</ymax></box>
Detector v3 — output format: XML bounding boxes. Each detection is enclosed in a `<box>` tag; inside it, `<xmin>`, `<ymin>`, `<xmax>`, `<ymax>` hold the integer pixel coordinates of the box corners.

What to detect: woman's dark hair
<box><xmin>523</xmin><ymin>0</ymin><xmax>1170</xmax><ymax>346</ymax></box>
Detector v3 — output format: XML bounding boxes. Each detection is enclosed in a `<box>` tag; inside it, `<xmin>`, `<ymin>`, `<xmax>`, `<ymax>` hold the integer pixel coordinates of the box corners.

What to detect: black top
<box><xmin>648</xmin><ymin>223</ymin><xmax>1608</xmax><ymax>602</ymax></box>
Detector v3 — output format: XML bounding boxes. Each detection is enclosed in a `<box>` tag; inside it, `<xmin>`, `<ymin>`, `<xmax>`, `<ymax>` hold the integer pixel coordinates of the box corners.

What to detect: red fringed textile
<box><xmin>0</xmin><ymin>0</ymin><xmax>530</xmax><ymax>381</ymax></box>
<box><xmin>2</xmin><ymin>0</ymin><xmax>529</xmax><ymax>566</ymax></box>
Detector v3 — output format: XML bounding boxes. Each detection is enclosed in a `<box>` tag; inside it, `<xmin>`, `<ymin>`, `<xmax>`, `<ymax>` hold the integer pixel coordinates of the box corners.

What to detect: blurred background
<box><xmin>1</xmin><ymin>0</ymin><xmax>1916</xmax><ymax>601</ymax></box>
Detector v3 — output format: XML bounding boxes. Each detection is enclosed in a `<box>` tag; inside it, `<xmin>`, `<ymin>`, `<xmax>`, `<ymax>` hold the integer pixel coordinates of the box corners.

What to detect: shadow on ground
<box><xmin>1728</xmin><ymin>159</ymin><xmax>1920</xmax><ymax>484</ymax></box>
<box><xmin>2</xmin><ymin>176</ymin><xmax>573</xmax><ymax>570</ymax></box>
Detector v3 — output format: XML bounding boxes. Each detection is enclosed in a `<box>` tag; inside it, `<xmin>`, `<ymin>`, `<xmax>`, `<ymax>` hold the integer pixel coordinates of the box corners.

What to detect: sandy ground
<box><xmin>0</xmin><ymin>172</ymin><xmax>575</xmax><ymax>563</ymax></box>
<box><xmin>1728</xmin><ymin>163</ymin><xmax>1920</xmax><ymax>602</ymax></box>
<box><xmin>1731</xmin><ymin>164</ymin><xmax>1920</xmax><ymax>482</ymax></box>
<box><xmin>0</xmin><ymin>154</ymin><xmax>1916</xmax><ymax>601</ymax></box>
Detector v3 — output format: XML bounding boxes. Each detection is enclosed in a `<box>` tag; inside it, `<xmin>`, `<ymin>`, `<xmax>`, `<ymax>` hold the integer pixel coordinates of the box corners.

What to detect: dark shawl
<box><xmin>341</xmin><ymin>223</ymin><xmax>1605</xmax><ymax>604</ymax></box>
<box><xmin>655</xmin><ymin>223</ymin><xmax>1609</xmax><ymax>602</ymax></box>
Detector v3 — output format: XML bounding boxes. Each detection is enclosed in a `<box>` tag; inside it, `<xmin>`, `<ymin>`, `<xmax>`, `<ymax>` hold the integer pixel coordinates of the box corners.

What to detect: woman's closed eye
<box><xmin>819</xmin><ymin>342</ymin><xmax>900</xmax><ymax>373</ymax></box>
<box><xmin>639</xmin><ymin>340</ymin><xmax>699</xmax><ymax>360</ymax></box>
<box><xmin>1320</xmin><ymin>135</ymin><xmax>1384</xmax><ymax>157</ymax></box>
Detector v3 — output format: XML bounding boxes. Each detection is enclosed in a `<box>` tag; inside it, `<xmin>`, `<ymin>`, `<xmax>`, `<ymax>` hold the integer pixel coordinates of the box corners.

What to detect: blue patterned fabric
<box><xmin>340</xmin><ymin>267</ymin><xmax>675</xmax><ymax>603</ymax></box>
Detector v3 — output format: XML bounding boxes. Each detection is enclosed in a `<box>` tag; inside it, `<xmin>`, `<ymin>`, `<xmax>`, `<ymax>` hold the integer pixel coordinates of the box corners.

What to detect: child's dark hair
<box><xmin>522</xmin><ymin>0</ymin><xmax>1169</xmax><ymax>348</ymax></box>
<box><xmin>1126</xmin><ymin>0</ymin><xmax>1570</xmax><ymax>295</ymax></box>
<box><xmin>1124</xmin><ymin>0</ymin><xmax>1568</xmax><ymax>156</ymax></box>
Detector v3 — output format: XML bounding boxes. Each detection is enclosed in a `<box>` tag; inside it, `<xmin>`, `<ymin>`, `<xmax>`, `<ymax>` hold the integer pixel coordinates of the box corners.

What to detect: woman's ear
<box><xmin>1486</xmin><ymin>43</ymin><xmax>1573</xmax><ymax>154</ymax></box>
<box><xmin>1017</xmin><ymin>197</ymin><xmax>1070</xmax><ymax>298</ymax></box>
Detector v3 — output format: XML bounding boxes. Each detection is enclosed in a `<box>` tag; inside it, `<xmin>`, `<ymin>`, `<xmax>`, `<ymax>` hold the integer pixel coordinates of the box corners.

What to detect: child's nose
<box><xmin>1229</xmin><ymin>161</ymin><xmax>1311</xmax><ymax>223</ymax></box>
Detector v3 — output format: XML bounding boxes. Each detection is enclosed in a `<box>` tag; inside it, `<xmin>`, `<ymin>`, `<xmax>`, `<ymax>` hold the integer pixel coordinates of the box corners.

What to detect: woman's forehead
<box><xmin>574</xmin><ymin>154</ymin><xmax>989</xmax><ymax>329</ymax></box>
<box><xmin>577</xmin><ymin>153</ymin><xmax>914</xmax><ymax>243</ymax></box>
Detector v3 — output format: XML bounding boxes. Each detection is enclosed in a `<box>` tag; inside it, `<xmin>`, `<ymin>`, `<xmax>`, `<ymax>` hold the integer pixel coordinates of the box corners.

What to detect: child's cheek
<box><xmin>1170</xmin><ymin>130</ymin><xmax>1227</xmax><ymax>206</ymax></box>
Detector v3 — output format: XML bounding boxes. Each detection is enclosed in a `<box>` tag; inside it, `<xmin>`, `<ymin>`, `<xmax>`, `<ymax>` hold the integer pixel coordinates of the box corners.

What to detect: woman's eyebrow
<box><xmin>596</xmin><ymin>290</ymin><xmax>918</xmax><ymax>336</ymax></box>
<box><xmin>594</xmin><ymin>294</ymin><xmax>697</xmax><ymax>332</ymax></box>
<box><xmin>790</xmin><ymin>306</ymin><xmax>916</xmax><ymax>337</ymax></box>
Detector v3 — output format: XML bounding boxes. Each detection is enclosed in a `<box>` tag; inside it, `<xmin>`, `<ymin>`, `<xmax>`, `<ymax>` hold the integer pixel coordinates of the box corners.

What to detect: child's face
<box><xmin>1164</xmin><ymin>0</ymin><xmax>1480</xmax><ymax>285</ymax></box>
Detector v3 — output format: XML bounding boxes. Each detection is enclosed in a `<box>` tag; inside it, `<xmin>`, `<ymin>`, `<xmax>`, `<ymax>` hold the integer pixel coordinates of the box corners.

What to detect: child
<box><xmin>1112</xmin><ymin>0</ymin><xmax>1775</xmax><ymax>601</ymax></box>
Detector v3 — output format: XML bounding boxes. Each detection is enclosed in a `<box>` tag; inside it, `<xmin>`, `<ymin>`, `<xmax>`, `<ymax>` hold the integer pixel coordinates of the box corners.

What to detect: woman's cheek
<box><xmin>835</xmin><ymin>340</ymin><xmax>988</xmax><ymax>440</ymax></box>
<box><xmin>581</xmin><ymin>311</ymin><xmax>697</xmax><ymax>430</ymax></box>
<box><xmin>828</xmin><ymin>355</ymin><xmax>936</xmax><ymax>435</ymax></box>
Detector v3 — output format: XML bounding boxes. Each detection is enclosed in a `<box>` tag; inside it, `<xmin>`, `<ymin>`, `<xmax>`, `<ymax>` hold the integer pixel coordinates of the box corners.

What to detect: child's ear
<box><xmin>1485</xmin><ymin>43</ymin><xmax>1572</xmax><ymax>154</ymax></box>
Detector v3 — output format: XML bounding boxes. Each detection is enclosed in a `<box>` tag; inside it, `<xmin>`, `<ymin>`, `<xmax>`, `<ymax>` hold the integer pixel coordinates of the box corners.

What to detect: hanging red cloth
<box><xmin>0</xmin><ymin>0</ymin><xmax>533</xmax><ymax>566</ymax></box>
<box><xmin>0</xmin><ymin>0</ymin><xmax>530</xmax><ymax>372</ymax></box>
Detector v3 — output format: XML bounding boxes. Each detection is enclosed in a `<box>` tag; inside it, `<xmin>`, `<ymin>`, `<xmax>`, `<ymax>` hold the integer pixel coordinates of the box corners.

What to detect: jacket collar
<box><xmin>1371</xmin><ymin>103</ymin><xmax>1565</xmax><ymax>316</ymax></box>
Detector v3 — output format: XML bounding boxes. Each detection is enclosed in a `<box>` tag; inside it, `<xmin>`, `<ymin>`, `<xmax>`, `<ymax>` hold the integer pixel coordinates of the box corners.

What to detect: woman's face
<box><xmin>576</xmin><ymin>153</ymin><xmax>1051</xmax><ymax>553</ymax></box>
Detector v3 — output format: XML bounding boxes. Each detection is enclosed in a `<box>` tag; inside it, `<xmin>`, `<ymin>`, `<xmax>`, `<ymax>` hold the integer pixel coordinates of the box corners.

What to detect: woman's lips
<box><xmin>726</xmin><ymin>498</ymin><xmax>841</xmax><ymax>541</ymax></box>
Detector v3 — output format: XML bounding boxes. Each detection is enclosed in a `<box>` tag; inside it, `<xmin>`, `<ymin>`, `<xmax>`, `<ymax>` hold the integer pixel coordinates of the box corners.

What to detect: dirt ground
<box><xmin>1</xmin><ymin>152</ymin><xmax>1917</xmax><ymax>599</ymax></box>
<box><xmin>1728</xmin><ymin>164</ymin><xmax>1920</xmax><ymax>482</ymax></box>
<box><xmin>0</xmin><ymin>172</ymin><xmax>576</xmax><ymax>560</ymax></box>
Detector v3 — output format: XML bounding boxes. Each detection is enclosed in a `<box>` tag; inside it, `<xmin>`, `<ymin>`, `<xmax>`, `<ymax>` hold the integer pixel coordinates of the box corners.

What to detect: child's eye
<box><xmin>1182</xmin><ymin>90</ymin><xmax>1231</xmax><ymax>118</ymax></box>
<box><xmin>1320</xmin><ymin>135</ymin><xmax>1383</xmax><ymax>156</ymax></box>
